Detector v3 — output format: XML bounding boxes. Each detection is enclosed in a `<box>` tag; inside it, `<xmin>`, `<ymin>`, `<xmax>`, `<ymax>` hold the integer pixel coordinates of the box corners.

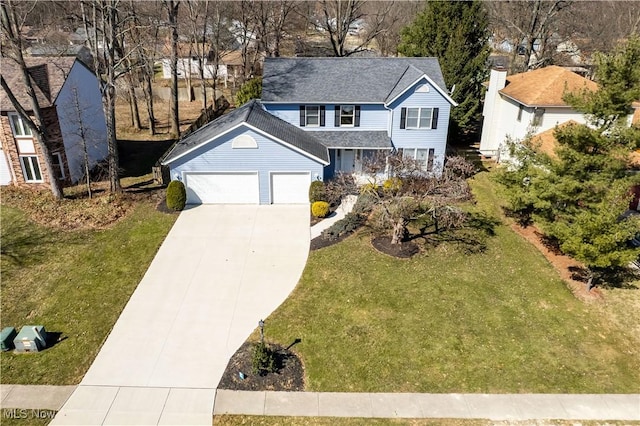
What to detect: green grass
<box><xmin>263</xmin><ymin>171</ymin><xmax>640</xmax><ymax>393</ymax></box>
<box><xmin>0</xmin><ymin>201</ymin><xmax>177</xmax><ymax>384</ymax></box>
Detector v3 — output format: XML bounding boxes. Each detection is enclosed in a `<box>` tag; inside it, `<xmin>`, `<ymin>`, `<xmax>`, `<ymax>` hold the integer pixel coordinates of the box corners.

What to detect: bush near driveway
<box><xmin>263</xmin><ymin>172</ymin><xmax>640</xmax><ymax>393</ymax></box>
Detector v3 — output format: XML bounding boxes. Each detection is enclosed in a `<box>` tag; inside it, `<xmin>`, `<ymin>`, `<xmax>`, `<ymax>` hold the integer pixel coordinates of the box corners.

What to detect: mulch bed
<box><xmin>217</xmin><ymin>341</ymin><xmax>305</xmax><ymax>391</ymax></box>
<box><xmin>310</xmin><ymin>231</ymin><xmax>353</xmax><ymax>251</ymax></box>
<box><xmin>371</xmin><ymin>236</ymin><xmax>420</xmax><ymax>258</ymax></box>
<box><xmin>510</xmin><ymin>223</ymin><xmax>604</xmax><ymax>302</ymax></box>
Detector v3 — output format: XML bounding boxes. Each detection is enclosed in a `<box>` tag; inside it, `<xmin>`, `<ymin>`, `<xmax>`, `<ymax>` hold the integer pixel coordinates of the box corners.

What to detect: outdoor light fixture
<box><xmin>258</xmin><ymin>319</ymin><xmax>265</xmax><ymax>344</ymax></box>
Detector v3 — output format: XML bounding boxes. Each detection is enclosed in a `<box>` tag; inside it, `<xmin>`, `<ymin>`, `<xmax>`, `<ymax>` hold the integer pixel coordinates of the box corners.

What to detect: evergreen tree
<box><xmin>398</xmin><ymin>0</ymin><xmax>490</xmax><ymax>137</ymax></box>
<box><xmin>497</xmin><ymin>38</ymin><xmax>640</xmax><ymax>287</ymax></box>
<box><xmin>235</xmin><ymin>77</ymin><xmax>262</xmax><ymax>106</ymax></box>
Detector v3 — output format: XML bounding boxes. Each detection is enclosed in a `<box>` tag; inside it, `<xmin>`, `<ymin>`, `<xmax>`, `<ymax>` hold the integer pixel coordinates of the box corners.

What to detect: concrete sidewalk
<box><xmin>214</xmin><ymin>390</ymin><xmax>640</xmax><ymax>421</ymax></box>
<box><xmin>2</xmin><ymin>385</ymin><xmax>639</xmax><ymax>422</ymax></box>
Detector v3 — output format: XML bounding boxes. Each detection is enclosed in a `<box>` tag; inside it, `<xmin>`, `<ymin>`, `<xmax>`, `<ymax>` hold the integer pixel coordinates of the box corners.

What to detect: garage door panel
<box><xmin>271</xmin><ymin>172</ymin><xmax>311</xmax><ymax>204</ymax></box>
<box><xmin>185</xmin><ymin>172</ymin><xmax>259</xmax><ymax>204</ymax></box>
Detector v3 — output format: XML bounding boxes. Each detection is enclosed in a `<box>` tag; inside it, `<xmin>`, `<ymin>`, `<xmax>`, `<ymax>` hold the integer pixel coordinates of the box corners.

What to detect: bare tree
<box><xmin>80</xmin><ymin>0</ymin><xmax>134</xmax><ymax>193</ymax></box>
<box><xmin>563</xmin><ymin>1</ymin><xmax>640</xmax><ymax>57</ymax></box>
<box><xmin>315</xmin><ymin>0</ymin><xmax>396</xmax><ymax>57</ymax></box>
<box><xmin>252</xmin><ymin>0</ymin><xmax>300</xmax><ymax>58</ymax></box>
<box><xmin>361</xmin><ymin>152</ymin><xmax>475</xmax><ymax>245</ymax></box>
<box><xmin>372</xmin><ymin>1</ymin><xmax>418</xmax><ymax>57</ymax></box>
<box><xmin>162</xmin><ymin>0</ymin><xmax>181</xmax><ymax>137</ymax></box>
<box><xmin>487</xmin><ymin>0</ymin><xmax>572</xmax><ymax>72</ymax></box>
<box><xmin>0</xmin><ymin>0</ymin><xmax>64</xmax><ymax>199</ymax></box>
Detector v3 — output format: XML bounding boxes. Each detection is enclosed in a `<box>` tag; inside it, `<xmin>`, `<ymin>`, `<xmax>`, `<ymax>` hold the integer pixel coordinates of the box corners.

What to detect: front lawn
<box><xmin>263</xmin><ymin>172</ymin><xmax>640</xmax><ymax>393</ymax></box>
<box><xmin>0</xmin><ymin>193</ymin><xmax>177</xmax><ymax>384</ymax></box>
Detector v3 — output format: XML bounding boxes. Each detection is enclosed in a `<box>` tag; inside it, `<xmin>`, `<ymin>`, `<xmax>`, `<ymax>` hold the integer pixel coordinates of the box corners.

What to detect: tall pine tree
<box><xmin>497</xmin><ymin>37</ymin><xmax>640</xmax><ymax>287</ymax></box>
<box><xmin>398</xmin><ymin>0</ymin><xmax>490</xmax><ymax>138</ymax></box>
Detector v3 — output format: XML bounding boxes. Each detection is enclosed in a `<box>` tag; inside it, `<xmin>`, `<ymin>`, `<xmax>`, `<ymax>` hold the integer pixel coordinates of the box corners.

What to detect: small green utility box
<box><xmin>13</xmin><ymin>325</ymin><xmax>48</xmax><ymax>353</ymax></box>
<box><xmin>0</xmin><ymin>327</ymin><xmax>17</xmax><ymax>351</ymax></box>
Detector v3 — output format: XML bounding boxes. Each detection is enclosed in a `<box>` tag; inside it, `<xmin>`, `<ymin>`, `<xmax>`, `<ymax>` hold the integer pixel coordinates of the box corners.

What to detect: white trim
<box><xmin>385</xmin><ymin>75</ymin><xmax>458</xmax><ymax>107</ymax></box>
<box><xmin>261</xmin><ymin>101</ymin><xmax>380</xmax><ymax>105</ymax></box>
<box><xmin>268</xmin><ymin>171</ymin><xmax>311</xmax><ymax>204</ymax></box>
<box><xmin>339</xmin><ymin>104</ymin><xmax>355</xmax><ymax>127</ymax></box>
<box><xmin>163</xmin><ymin>123</ymin><xmax>330</xmax><ymax>166</ymax></box>
<box><xmin>499</xmin><ymin>92</ymin><xmax>573</xmax><ymax>109</ymax></box>
<box><xmin>305</xmin><ymin>105</ymin><xmax>321</xmax><ymax>127</ymax></box>
<box><xmin>326</xmin><ymin>146</ymin><xmax>391</xmax><ymax>150</ymax></box>
<box><xmin>405</xmin><ymin>107</ymin><xmax>434</xmax><ymax>129</ymax></box>
<box><xmin>231</xmin><ymin>134</ymin><xmax>258</xmax><ymax>148</ymax></box>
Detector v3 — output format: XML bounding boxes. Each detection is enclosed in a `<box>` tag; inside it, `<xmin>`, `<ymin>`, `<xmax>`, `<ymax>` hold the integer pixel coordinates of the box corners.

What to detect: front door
<box><xmin>341</xmin><ymin>149</ymin><xmax>355</xmax><ymax>173</ymax></box>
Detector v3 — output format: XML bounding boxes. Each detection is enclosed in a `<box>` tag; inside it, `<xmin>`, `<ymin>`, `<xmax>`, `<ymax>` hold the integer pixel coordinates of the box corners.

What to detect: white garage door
<box><xmin>184</xmin><ymin>172</ymin><xmax>259</xmax><ymax>204</ymax></box>
<box><xmin>270</xmin><ymin>172</ymin><xmax>311</xmax><ymax>204</ymax></box>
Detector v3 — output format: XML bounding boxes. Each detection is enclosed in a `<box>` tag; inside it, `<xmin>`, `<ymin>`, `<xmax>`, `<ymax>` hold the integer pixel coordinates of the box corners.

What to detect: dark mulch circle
<box><xmin>217</xmin><ymin>341</ymin><xmax>305</xmax><ymax>391</ymax></box>
<box><xmin>371</xmin><ymin>236</ymin><xmax>420</xmax><ymax>258</ymax></box>
<box><xmin>156</xmin><ymin>197</ymin><xmax>180</xmax><ymax>214</ymax></box>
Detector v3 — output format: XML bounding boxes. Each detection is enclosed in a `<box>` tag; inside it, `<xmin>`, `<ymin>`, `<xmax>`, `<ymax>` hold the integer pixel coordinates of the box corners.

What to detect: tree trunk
<box><xmin>126</xmin><ymin>73</ymin><xmax>141</xmax><ymax>129</ymax></box>
<box><xmin>166</xmin><ymin>0</ymin><xmax>180</xmax><ymax>138</ymax></box>
<box><xmin>391</xmin><ymin>220</ymin><xmax>406</xmax><ymax>245</ymax></box>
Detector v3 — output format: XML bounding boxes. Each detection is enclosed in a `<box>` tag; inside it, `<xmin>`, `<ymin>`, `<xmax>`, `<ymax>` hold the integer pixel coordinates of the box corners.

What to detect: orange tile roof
<box><xmin>527</xmin><ymin>121</ymin><xmax>579</xmax><ymax>159</ymax></box>
<box><xmin>500</xmin><ymin>65</ymin><xmax>597</xmax><ymax>107</ymax></box>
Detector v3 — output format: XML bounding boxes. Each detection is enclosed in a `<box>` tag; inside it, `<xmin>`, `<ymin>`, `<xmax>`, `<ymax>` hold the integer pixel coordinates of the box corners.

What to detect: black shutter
<box><xmin>355</xmin><ymin>105</ymin><xmax>361</xmax><ymax>127</ymax></box>
<box><xmin>335</xmin><ymin>106</ymin><xmax>340</xmax><ymax>127</ymax></box>
<box><xmin>300</xmin><ymin>106</ymin><xmax>305</xmax><ymax>127</ymax></box>
<box><xmin>320</xmin><ymin>105</ymin><xmax>326</xmax><ymax>127</ymax></box>
<box><xmin>432</xmin><ymin>108</ymin><xmax>439</xmax><ymax>129</ymax></box>
<box><xmin>400</xmin><ymin>107</ymin><xmax>406</xmax><ymax>129</ymax></box>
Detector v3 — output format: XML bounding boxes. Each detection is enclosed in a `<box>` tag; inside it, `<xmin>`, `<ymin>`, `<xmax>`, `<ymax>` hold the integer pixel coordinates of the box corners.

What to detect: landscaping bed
<box><xmin>218</xmin><ymin>341</ymin><xmax>305</xmax><ymax>391</ymax></box>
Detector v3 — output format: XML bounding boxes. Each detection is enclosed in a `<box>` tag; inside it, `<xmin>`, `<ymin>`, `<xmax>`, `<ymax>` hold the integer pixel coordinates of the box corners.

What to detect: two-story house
<box><xmin>0</xmin><ymin>57</ymin><xmax>108</xmax><ymax>190</ymax></box>
<box><xmin>479</xmin><ymin>65</ymin><xmax>598</xmax><ymax>161</ymax></box>
<box><xmin>161</xmin><ymin>57</ymin><xmax>456</xmax><ymax>205</ymax></box>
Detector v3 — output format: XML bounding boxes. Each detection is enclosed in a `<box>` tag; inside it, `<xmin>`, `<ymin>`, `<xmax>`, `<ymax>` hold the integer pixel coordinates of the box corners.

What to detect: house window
<box><xmin>400</xmin><ymin>107</ymin><xmax>438</xmax><ymax>129</ymax></box>
<box><xmin>20</xmin><ymin>155</ymin><xmax>43</xmax><ymax>182</ymax></box>
<box><xmin>9</xmin><ymin>113</ymin><xmax>33</xmax><ymax>137</ymax></box>
<box><xmin>340</xmin><ymin>105</ymin><xmax>354</xmax><ymax>126</ymax></box>
<box><xmin>52</xmin><ymin>152</ymin><xmax>65</xmax><ymax>180</ymax></box>
<box><xmin>335</xmin><ymin>105</ymin><xmax>360</xmax><ymax>127</ymax></box>
<box><xmin>517</xmin><ymin>104</ymin><xmax>524</xmax><ymax>122</ymax></box>
<box><xmin>404</xmin><ymin>148</ymin><xmax>436</xmax><ymax>171</ymax></box>
<box><xmin>300</xmin><ymin>105</ymin><xmax>326</xmax><ymax>127</ymax></box>
<box><xmin>306</xmin><ymin>105</ymin><xmax>320</xmax><ymax>126</ymax></box>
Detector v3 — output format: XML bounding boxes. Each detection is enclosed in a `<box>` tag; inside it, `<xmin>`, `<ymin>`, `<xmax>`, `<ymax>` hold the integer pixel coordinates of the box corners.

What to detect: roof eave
<box><xmin>384</xmin><ymin>74</ymin><xmax>457</xmax><ymax>107</ymax></box>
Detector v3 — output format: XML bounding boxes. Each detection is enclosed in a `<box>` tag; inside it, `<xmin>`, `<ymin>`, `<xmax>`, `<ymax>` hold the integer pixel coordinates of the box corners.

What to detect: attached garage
<box><xmin>162</xmin><ymin>100</ymin><xmax>329</xmax><ymax>205</ymax></box>
<box><xmin>184</xmin><ymin>172</ymin><xmax>259</xmax><ymax>204</ymax></box>
<box><xmin>270</xmin><ymin>172</ymin><xmax>311</xmax><ymax>204</ymax></box>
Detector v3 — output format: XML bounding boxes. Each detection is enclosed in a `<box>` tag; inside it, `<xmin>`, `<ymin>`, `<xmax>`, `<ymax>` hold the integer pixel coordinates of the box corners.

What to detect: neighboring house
<box><xmin>162</xmin><ymin>56</ymin><xmax>456</xmax><ymax>205</ymax></box>
<box><xmin>0</xmin><ymin>57</ymin><xmax>108</xmax><ymax>189</ymax></box>
<box><xmin>479</xmin><ymin>65</ymin><xmax>597</xmax><ymax>160</ymax></box>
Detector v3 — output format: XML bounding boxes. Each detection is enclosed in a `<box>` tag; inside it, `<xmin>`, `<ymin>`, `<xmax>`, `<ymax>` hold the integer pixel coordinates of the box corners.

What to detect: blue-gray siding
<box><xmin>389</xmin><ymin>78</ymin><xmax>451</xmax><ymax>171</ymax></box>
<box><xmin>264</xmin><ymin>104</ymin><xmax>389</xmax><ymax>131</ymax></box>
<box><xmin>168</xmin><ymin>126</ymin><xmax>325</xmax><ymax>204</ymax></box>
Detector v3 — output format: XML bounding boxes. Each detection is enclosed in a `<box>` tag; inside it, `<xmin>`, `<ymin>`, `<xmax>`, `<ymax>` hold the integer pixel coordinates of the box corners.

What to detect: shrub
<box><xmin>321</xmin><ymin>212</ymin><xmax>365</xmax><ymax>241</ymax></box>
<box><xmin>309</xmin><ymin>180</ymin><xmax>326</xmax><ymax>203</ymax></box>
<box><xmin>353</xmin><ymin>192</ymin><xmax>377</xmax><ymax>216</ymax></box>
<box><xmin>252</xmin><ymin>342</ymin><xmax>277</xmax><ymax>376</ymax></box>
<box><xmin>166</xmin><ymin>180</ymin><xmax>187</xmax><ymax>211</ymax></box>
<box><xmin>311</xmin><ymin>201</ymin><xmax>330</xmax><ymax>218</ymax></box>
<box><xmin>360</xmin><ymin>182</ymin><xmax>380</xmax><ymax>195</ymax></box>
<box><xmin>383</xmin><ymin>177</ymin><xmax>403</xmax><ymax>193</ymax></box>
<box><xmin>235</xmin><ymin>77</ymin><xmax>262</xmax><ymax>106</ymax></box>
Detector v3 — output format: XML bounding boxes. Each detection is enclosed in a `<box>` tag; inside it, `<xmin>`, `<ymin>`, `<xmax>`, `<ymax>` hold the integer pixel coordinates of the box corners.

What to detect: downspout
<box><xmin>384</xmin><ymin>102</ymin><xmax>394</xmax><ymax>179</ymax></box>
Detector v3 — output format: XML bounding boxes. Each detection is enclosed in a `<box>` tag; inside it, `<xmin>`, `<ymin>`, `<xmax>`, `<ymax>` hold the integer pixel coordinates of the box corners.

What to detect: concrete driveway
<box><xmin>52</xmin><ymin>205</ymin><xmax>310</xmax><ymax>425</ymax></box>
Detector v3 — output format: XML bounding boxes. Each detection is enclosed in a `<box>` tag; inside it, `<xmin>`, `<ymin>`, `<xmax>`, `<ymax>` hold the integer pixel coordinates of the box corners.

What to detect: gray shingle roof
<box><xmin>0</xmin><ymin>56</ymin><xmax>77</xmax><ymax>111</ymax></box>
<box><xmin>261</xmin><ymin>57</ymin><xmax>448</xmax><ymax>104</ymax></box>
<box><xmin>311</xmin><ymin>131</ymin><xmax>392</xmax><ymax>149</ymax></box>
<box><xmin>162</xmin><ymin>100</ymin><xmax>329</xmax><ymax>165</ymax></box>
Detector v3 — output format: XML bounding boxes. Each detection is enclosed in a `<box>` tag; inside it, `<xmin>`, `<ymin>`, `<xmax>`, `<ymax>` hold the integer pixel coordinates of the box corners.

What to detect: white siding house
<box><xmin>480</xmin><ymin>66</ymin><xmax>597</xmax><ymax>161</ymax></box>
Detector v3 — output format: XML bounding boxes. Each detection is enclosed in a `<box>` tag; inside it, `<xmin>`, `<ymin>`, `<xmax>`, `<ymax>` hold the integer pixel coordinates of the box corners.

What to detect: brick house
<box><xmin>0</xmin><ymin>56</ymin><xmax>108</xmax><ymax>190</ymax></box>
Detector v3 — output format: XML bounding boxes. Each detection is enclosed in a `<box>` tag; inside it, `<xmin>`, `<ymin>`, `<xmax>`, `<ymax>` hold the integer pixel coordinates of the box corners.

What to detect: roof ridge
<box><xmin>384</xmin><ymin>64</ymin><xmax>415</xmax><ymax>102</ymax></box>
